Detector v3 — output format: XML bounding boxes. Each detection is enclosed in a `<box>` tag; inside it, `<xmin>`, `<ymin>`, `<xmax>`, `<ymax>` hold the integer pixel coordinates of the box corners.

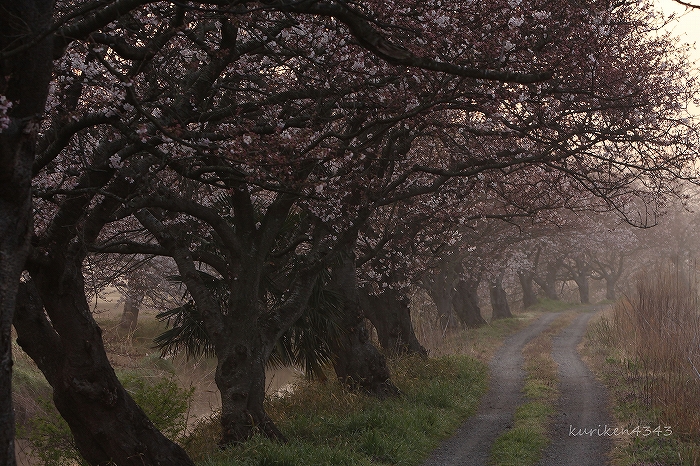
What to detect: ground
<box><xmin>422</xmin><ymin>307</ymin><xmax>612</xmax><ymax>466</ymax></box>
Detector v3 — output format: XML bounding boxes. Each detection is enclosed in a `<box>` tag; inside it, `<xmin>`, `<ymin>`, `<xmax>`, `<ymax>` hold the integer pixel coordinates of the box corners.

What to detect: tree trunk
<box><xmin>330</xmin><ymin>252</ymin><xmax>399</xmax><ymax>398</ymax></box>
<box><xmin>119</xmin><ymin>286</ymin><xmax>144</xmax><ymax>333</ymax></box>
<box><xmin>17</xmin><ymin>268</ymin><xmax>195</xmax><ymax>466</ymax></box>
<box><xmin>605</xmin><ymin>277</ymin><xmax>617</xmax><ymax>301</ymax></box>
<box><xmin>423</xmin><ymin>267</ymin><xmax>459</xmax><ymax>331</ymax></box>
<box><xmin>602</xmin><ymin>254</ymin><xmax>623</xmax><ymax>301</ymax></box>
<box><xmin>429</xmin><ymin>287</ymin><xmax>458</xmax><ymax>331</ymax></box>
<box><xmin>1</xmin><ymin>1</ymin><xmax>55</xmax><ymax>462</ymax></box>
<box><xmin>360</xmin><ymin>286</ymin><xmax>427</xmax><ymax>357</ymax></box>
<box><xmin>452</xmin><ymin>279</ymin><xmax>486</xmax><ymax>328</ymax></box>
<box><xmin>0</xmin><ymin>131</ymin><xmax>30</xmax><ymax>466</ymax></box>
<box><xmin>134</xmin><ymin>208</ymin><xmax>305</xmax><ymax>447</ymax></box>
<box><xmin>534</xmin><ymin>261</ymin><xmax>560</xmax><ymax>300</ymax></box>
<box><xmin>518</xmin><ymin>271</ymin><xmax>538</xmax><ymax>308</ymax></box>
<box><xmin>490</xmin><ymin>277</ymin><xmax>513</xmax><ymax>320</ymax></box>
<box><xmin>573</xmin><ymin>258</ymin><xmax>590</xmax><ymax>304</ymax></box>
<box><xmin>215</xmin><ymin>313</ymin><xmax>285</xmax><ymax>445</ymax></box>
<box><xmin>575</xmin><ymin>275</ymin><xmax>590</xmax><ymax>304</ymax></box>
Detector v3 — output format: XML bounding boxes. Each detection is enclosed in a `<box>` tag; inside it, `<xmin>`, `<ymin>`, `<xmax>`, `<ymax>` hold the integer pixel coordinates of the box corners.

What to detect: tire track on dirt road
<box><xmin>421</xmin><ymin>312</ymin><xmax>560</xmax><ymax>466</ymax></box>
<box><xmin>539</xmin><ymin>311</ymin><xmax>612</xmax><ymax>466</ymax></box>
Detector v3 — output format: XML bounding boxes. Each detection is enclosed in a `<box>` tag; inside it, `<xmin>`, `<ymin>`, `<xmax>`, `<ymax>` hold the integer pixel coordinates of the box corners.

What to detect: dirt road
<box><xmin>540</xmin><ymin>312</ymin><xmax>612</xmax><ymax>466</ymax></box>
<box><xmin>421</xmin><ymin>312</ymin><xmax>559</xmax><ymax>466</ymax></box>
<box><xmin>421</xmin><ymin>310</ymin><xmax>611</xmax><ymax>466</ymax></box>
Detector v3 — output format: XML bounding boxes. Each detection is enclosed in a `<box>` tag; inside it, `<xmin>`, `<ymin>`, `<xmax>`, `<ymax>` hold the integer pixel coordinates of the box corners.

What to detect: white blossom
<box><xmin>0</xmin><ymin>95</ymin><xmax>13</xmax><ymax>133</ymax></box>
<box><xmin>508</xmin><ymin>16</ymin><xmax>524</xmax><ymax>29</ymax></box>
<box><xmin>109</xmin><ymin>154</ymin><xmax>125</xmax><ymax>169</ymax></box>
<box><xmin>136</xmin><ymin>125</ymin><xmax>148</xmax><ymax>142</ymax></box>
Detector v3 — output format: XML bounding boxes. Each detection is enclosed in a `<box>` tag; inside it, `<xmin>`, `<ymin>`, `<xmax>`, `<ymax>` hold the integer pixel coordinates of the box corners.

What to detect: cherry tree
<box><xmin>1</xmin><ymin>2</ymin><xmax>58</xmax><ymax>464</ymax></box>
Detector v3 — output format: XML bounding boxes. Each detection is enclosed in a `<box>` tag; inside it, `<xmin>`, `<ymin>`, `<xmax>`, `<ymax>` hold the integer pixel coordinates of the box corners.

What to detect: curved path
<box><xmin>421</xmin><ymin>310</ymin><xmax>611</xmax><ymax>466</ymax></box>
<box><xmin>422</xmin><ymin>313</ymin><xmax>559</xmax><ymax>466</ymax></box>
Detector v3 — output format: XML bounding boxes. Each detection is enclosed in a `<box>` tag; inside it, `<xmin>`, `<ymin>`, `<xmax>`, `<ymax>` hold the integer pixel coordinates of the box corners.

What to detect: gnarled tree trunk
<box><xmin>214</xmin><ymin>311</ymin><xmax>285</xmax><ymax>445</ymax></box>
<box><xmin>534</xmin><ymin>260</ymin><xmax>561</xmax><ymax>301</ymax></box>
<box><xmin>135</xmin><ymin>209</ymin><xmax>288</xmax><ymax>446</ymax></box>
<box><xmin>574</xmin><ymin>275</ymin><xmax>590</xmax><ymax>304</ymax></box>
<box><xmin>1</xmin><ymin>1</ymin><xmax>55</xmax><ymax>462</ymax></box>
<box><xmin>490</xmin><ymin>277</ymin><xmax>513</xmax><ymax>320</ymax></box>
<box><xmin>422</xmin><ymin>262</ymin><xmax>459</xmax><ymax>332</ymax></box>
<box><xmin>17</xmin><ymin>268</ymin><xmax>195</xmax><ymax>466</ymax></box>
<box><xmin>572</xmin><ymin>257</ymin><xmax>591</xmax><ymax>304</ymax></box>
<box><xmin>452</xmin><ymin>278</ymin><xmax>486</xmax><ymax>328</ymax></box>
<box><xmin>330</xmin><ymin>252</ymin><xmax>399</xmax><ymax>398</ymax></box>
<box><xmin>518</xmin><ymin>270</ymin><xmax>538</xmax><ymax>308</ymax></box>
<box><xmin>360</xmin><ymin>286</ymin><xmax>427</xmax><ymax>357</ymax></box>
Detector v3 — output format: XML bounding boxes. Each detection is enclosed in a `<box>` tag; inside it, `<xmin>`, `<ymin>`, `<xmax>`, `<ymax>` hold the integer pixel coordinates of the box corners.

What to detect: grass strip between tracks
<box><xmin>489</xmin><ymin>312</ymin><xmax>576</xmax><ymax>466</ymax></box>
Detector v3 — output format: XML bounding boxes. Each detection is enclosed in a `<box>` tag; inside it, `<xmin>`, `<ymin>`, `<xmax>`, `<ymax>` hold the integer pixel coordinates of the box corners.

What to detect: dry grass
<box><xmin>522</xmin><ymin>312</ymin><xmax>575</xmax><ymax>398</ymax></box>
<box><xmin>410</xmin><ymin>288</ymin><xmax>536</xmax><ymax>361</ymax></box>
<box><xmin>612</xmin><ymin>269</ymin><xmax>700</xmax><ymax>439</ymax></box>
<box><xmin>585</xmin><ymin>267</ymin><xmax>700</xmax><ymax>465</ymax></box>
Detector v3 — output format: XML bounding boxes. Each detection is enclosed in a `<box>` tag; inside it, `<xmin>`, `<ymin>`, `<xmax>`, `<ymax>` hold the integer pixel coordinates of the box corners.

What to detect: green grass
<box><xmin>490</xmin><ymin>402</ymin><xmax>552</xmax><ymax>466</ymax></box>
<box><xmin>528</xmin><ymin>298</ymin><xmax>582</xmax><ymax>313</ymax></box>
<box><xmin>12</xmin><ymin>340</ymin><xmax>52</xmax><ymax>434</ymax></box>
<box><xmin>184</xmin><ymin>355</ymin><xmax>488</xmax><ymax>466</ymax></box>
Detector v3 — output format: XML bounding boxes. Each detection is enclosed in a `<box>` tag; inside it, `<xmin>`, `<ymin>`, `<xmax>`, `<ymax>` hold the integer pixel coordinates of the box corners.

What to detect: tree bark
<box><xmin>518</xmin><ymin>271</ymin><xmax>538</xmax><ymax>308</ymax></box>
<box><xmin>490</xmin><ymin>277</ymin><xmax>513</xmax><ymax>319</ymax></box>
<box><xmin>17</xmin><ymin>268</ymin><xmax>195</xmax><ymax>466</ymax></box>
<box><xmin>429</xmin><ymin>287</ymin><xmax>458</xmax><ymax>330</ymax></box>
<box><xmin>16</xmin><ymin>155</ymin><xmax>197</xmax><ymax>465</ymax></box>
<box><xmin>119</xmin><ymin>284</ymin><xmax>144</xmax><ymax>333</ymax></box>
<box><xmin>534</xmin><ymin>260</ymin><xmax>561</xmax><ymax>300</ymax></box>
<box><xmin>422</xmin><ymin>263</ymin><xmax>459</xmax><ymax>331</ymax></box>
<box><xmin>572</xmin><ymin>258</ymin><xmax>591</xmax><ymax>304</ymax></box>
<box><xmin>360</xmin><ymin>286</ymin><xmax>427</xmax><ymax>357</ymax></box>
<box><xmin>0</xmin><ymin>129</ymin><xmax>30</xmax><ymax>466</ymax></box>
<box><xmin>575</xmin><ymin>275</ymin><xmax>590</xmax><ymax>304</ymax></box>
<box><xmin>452</xmin><ymin>279</ymin><xmax>486</xmax><ymax>328</ymax></box>
<box><xmin>214</xmin><ymin>313</ymin><xmax>285</xmax><ymax>445</ymax></box>
<box><xmin>330</xmin><ymin>252</ymin><xmax>399</xmax><ymax>398</ymax></box>
<box><xmin>1</xmin><ymin>1</ymin><xmax>56</xmax><ymax>463</ymax></box>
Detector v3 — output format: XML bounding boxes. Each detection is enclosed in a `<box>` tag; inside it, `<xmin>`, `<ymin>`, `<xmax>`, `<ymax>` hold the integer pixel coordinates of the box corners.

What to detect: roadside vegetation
<box><xmin>13</xmin><ymin>306</ymin><xmax>537</xmax><ymax>466</ymax></box>
<box><xmin>585</xmin><ymin>268</ymin><xmax>700</xmax><ymax>466</ymax></box>
<box><xmin>184</xmin><ymin>355</ymin><xmax>487</xmax><ymax>465</ymax></box>
<box><xmin>182</xmin><ymin>314</ymin><xmax>537</xmax><ymax>465</ymax></box>
<box><xmin>16</xmin><ymin>290</ymin><xmax>632</xmax><ymax>466</ymax></box>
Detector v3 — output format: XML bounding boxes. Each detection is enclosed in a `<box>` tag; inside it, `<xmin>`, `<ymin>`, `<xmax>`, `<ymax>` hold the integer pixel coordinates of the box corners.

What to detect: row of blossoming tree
<box><xmin>1</xmin><ymin>0</ymin><xmax>699</xmax><ymax>464</ymax></box>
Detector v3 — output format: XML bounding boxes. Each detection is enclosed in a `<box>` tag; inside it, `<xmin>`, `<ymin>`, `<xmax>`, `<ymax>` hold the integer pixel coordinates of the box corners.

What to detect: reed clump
<box><xmin>610</xmin><ymin>267</ymin><xmax>700</xmax><ymax>439</ymax></box>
